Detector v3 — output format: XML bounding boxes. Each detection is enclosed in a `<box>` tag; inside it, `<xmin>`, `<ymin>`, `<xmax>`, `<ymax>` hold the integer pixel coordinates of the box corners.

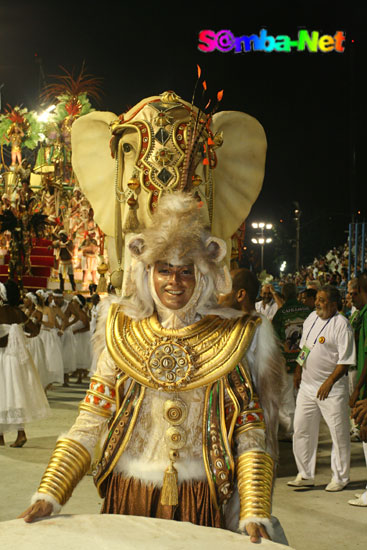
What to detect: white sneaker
<box><xmin>287</xmin><ymin>474</ymin><xmax>315</xmax><ymax>487</ymax></box>
<box><xmin>325</xmin><ymin>479</ymin><xmax>348</xmax><ymax>492</ymax></box>
<box><xmin>348</xmin><ymin>492</ymin><xmax>367</xmax><ymax>506</ymax></box>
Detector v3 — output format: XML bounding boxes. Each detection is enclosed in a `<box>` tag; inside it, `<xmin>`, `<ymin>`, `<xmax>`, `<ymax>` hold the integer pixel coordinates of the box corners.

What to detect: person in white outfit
<box><xmin>288</xmin><ymin>285</ymin><xmax>356</xmax><ymax>491</ymax></box>
<box><xmin>51</xmin><ymin>290</ymin><xmax>77</xmax><ymax>386</ymax></box>
<box><xmin>0</xmin><ymin>281</ymin><xmax>50</xmax><ymax>447</ymax></box>
<box><xmin>255</xmin><ymin>284</ymin><xmax>280</xmax><ymax>321</ymax></box>
<box><xmin>36</xmin><ymin>289</ymin><xmax>64</xmax><ymax>387</ymax></box>
<box><xmin>22</xmin><ymin>292</ymin><xmax>49</xmax><ymax>389</ymax></box>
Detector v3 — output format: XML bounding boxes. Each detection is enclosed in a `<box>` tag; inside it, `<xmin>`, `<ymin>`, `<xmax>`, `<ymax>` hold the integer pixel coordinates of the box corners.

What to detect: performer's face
<box><xmin>153</xmin><ymin>262</ymin><xmax>196</xmax><ymax>310</ymax></box>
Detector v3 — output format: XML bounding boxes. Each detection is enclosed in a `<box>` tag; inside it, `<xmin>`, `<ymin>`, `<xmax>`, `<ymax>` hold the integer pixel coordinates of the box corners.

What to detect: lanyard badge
<box><xmin>296</xmin><ymin>345</ymin><xmax>311</xmax><ymax>366</ymax></box>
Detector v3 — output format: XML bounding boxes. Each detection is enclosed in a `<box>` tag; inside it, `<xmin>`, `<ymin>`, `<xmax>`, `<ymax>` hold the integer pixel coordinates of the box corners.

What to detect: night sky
<box><xmin>0</xmin><ymin>2</ymin><xmax>365</xmax><ymax>271</ymax></box>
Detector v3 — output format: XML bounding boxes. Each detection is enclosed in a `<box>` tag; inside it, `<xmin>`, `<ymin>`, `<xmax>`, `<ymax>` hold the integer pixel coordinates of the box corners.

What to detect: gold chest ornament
<box><xmin>106</xmin><ymin>305</ymin><xmax>258</xmax><ymax>392</ymax></box>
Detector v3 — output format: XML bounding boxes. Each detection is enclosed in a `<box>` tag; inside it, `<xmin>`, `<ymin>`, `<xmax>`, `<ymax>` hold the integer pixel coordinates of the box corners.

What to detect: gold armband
<box><xmin>38</xmin><ymin>438</ymin><xmax>91</xmax><ymax>506</ymax></box>
<box><xmin>237</xmin><ymin>451</ymin><xmax>274</xmax><ymax>521</ymax></box>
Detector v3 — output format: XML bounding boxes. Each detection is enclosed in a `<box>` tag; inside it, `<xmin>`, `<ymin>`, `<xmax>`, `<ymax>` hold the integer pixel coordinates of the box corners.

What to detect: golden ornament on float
<box><xmin>127</xmin><ymin>176</ymin><xmax>140</xmax><ymax>191</ymax></box>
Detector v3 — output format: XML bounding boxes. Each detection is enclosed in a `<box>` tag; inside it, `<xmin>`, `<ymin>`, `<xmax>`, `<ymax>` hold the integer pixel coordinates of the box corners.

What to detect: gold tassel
<box><xmin>160</xmin><ymin>461</ymin><xmax>178</xmax><ymax>506</ymax></box>
<box><xmin>122</xmin><ymin>200</ymin><xmax>140</xmax><ymax>234</ymax></box>
<box><xmin>96</xmin><ymin>274</ymin><xmax>107</xmax><ymax>293</ymax></box>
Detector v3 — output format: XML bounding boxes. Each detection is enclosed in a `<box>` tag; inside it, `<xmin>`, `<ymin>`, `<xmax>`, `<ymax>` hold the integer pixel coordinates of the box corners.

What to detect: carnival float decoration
<box><xmin>0</xmin><ymin>105</ymin><xmax>40</xmax><ymax>169</ymax></box>
<box><xmin>0</xmin><ymin>68</ymin><xmax>106</xmax><ymax>291</ymax></box>
<box><xmin>35</xmin><ymin>65</ymin><xmax>102</xmax><ymax>183</ymax></box>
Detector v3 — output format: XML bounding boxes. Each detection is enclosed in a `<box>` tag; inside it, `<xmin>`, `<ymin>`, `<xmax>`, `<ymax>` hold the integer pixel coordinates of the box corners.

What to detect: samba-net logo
<box><xmin>198</xmin><ymin>29</ymin><xmax>346</xmax><ymax>53</ymax></box>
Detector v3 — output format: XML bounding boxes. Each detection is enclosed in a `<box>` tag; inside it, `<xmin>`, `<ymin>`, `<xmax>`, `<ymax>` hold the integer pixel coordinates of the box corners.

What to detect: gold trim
<box><xmin>85</xmin><ymin>389</ymin><xmax>116</xmax><ymax>404</ymax></box>
<box><xmin>96</xmin><ymin>385</ymin><xmax>146</xmax><ymax>496</ymax></box>
<box><xmin>219</xmin><ymin>379</ymin><xmax>234</xmax><ymax>472</ymax></box>
<box><xmin>115</xmin><ymin>373</ymin><xmax>129</xmax><ymax>412</ymax></box>
<box><xmin>235</xmin><ymin>422</ymin><xmax>266</xmax><ymax>436</ymax></box>
<box><xmin>238</xmin><ymin>359</ymin><xmax>254</xmax><ymax>403</ymax></box>
<box><xmin>79</xmin><ymin>402</ymin><xmax>113</xmax><ymax>418</ymax></box>
<box><xmin>202</xmin><ymin>383</ymin><xmax>219</xmax><ymax>510</ymax></box>
<box><xmin>106</xmin><ymin>306</ymin><xmax>261</xmax><ymax>391</ymax></box>
<box><xmin>224</xmin><ymin>377</ymin><xmax>240</xmax><ymax>449</ymax></box>
<box><xmin>90</xmin><ymin>375</ymin><xmax>116</xmax><ymax>392</ymax></box>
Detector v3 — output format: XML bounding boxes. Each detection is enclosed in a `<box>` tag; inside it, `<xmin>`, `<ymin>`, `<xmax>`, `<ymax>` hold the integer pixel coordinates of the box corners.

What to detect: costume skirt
<box><xmin>39</xmin><ymin>328</ymin><xmax>64</xmax><ymax>384</ymax></box>
<box><xmin>60</xmin><ymin>327</ymin><xmax>77</xmax><ymax>374</ymax></box>
<box><xmin>0</xmin><ymin>340</ymin><xmax>50</xmax><ymax>432</ymax></box>
<box><xmin>25</xmin><ymin>335</ymin><xmax>49</xmax><ymax>388</ymax></box>
<box><xmin>101</xmin><ymin>474</ymin><xmax>223</xmax><ymax>528</ymax></box>
<box><xmin>73</xmin><ymin>323</ymin><xmax>92</xmax><ymax>370</ymax></box>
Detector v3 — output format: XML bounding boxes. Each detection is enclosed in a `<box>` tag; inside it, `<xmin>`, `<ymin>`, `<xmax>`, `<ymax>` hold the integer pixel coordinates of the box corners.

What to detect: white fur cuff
<box><xmin>239</xmin><ymin>517</ymin><xmax>275</xmax><ymax>540</ymax></box>
<box><xmin>31</xmin><ymin>492</ymin><xmax>62</xmax><ymax>514</ymax></box>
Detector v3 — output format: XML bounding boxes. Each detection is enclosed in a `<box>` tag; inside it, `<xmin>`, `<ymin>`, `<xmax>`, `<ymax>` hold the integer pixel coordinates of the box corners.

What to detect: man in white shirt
<box><xmin>255</xmin><ymin>284</ymin><xmax>279</xmax><ymax>321</ymax></box>
<box><xmin>288</xmin><ymin>285</ymin><xmax>356</xmax><ymax>491</ymax></box>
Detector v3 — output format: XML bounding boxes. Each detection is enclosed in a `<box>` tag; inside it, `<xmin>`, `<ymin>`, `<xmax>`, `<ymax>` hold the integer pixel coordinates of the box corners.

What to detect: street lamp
<box><xmin>293</xmin><ymin>202</ymin><xmax>301</xmax><ymax>271</ymax></box>
<box><xmin>251</xmin><ymin>222</ymin><xmax>273</xmax><ymax>271</ymax></box>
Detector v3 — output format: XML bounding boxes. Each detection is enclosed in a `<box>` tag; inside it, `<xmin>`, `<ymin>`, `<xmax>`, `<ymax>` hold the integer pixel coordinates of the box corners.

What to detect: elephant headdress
<box><xmin>71</xmin><ymin>90</ymin><xmax>267</xmax><ymax>287</ymax></box>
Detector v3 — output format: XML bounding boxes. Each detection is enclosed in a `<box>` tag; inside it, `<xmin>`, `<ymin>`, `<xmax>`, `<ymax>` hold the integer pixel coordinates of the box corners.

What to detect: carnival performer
<box><xmin>53</xmin><ymin>230</ymin><xmax>76</xmax><ymax>292</ymax></box>
<box><xmin>36</xmin><ymin>289</ymin><xmax>64</xmax><ymax>387</ymax></box>
<box><xmin>22</xmin><ymin>292</ymin><xmax>49</xmax><ymax>389</ymax></box>
<box><xmin>80</xmin><ymin>233</ymin><xmax>99</xmax><ymax>286</ymax></box>
<box><xmin>70</xmin><ymin>294</ymin><xmax>92</xmax><ymax>384</ymax></box>
<box><xmin>20</xmin><ymin>195</ymin><xmax>285</xmax><ymax>544</ymax></box>
<box><xmin>8</xmin><ymin>123</ymin><xmax>24</xmax><ymax>166</ymax></box>
<box><xmin>0</xmin><ymin>281</ymin><xmax>50</xmax><ymax>447</ymax></box>
<box><xmin>51</xmin><ymin>289</ymin><xmax>77</xmax><ymax>386</ymax></box>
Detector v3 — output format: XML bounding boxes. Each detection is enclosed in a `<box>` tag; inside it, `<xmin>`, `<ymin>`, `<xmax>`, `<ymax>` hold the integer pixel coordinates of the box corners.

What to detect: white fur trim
<box><xmin>0</xmin><ymin>282</ymin><xmax>7</xmax><ymax>303</ymax></box>
<box><xmin>114</xmin><ymin>455</ymin><xmax>206</xmax><ymax>486</ymax></box>
<box><xmin>31</xmin><ymin>492</ymin><xmax>62</xmax><ymax>514</ymax></box>
<box><xmin>239</xmin><ymin>517</ymin><xmax>275</xmax><ymax>539</ymax></box>
<box><xmin>247</xmin><ymin>314</ymin><xmax>285</xmax><ymax>460</ymax></box>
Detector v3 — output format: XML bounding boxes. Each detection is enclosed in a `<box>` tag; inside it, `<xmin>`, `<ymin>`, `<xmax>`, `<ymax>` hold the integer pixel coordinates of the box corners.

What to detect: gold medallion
<box><xmin>163</xmin><ymin>399</ymin><xmax>188</xmax><ymax>425</ymax></box>
<box><xmin>165</xmin><ymin>426</ymin><xmax>187</xmax><ymax>449</ymax></box>
<box><xmin>147</xmin><ymin>340</ymin><xmax>194</xmax><ymax>390</ymax></box>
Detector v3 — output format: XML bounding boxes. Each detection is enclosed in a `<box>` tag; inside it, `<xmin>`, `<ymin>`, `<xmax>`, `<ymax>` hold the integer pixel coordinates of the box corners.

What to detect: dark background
<box><xmin>0</xmin><ymin>2</ymin><xmax>365</xmax><ymax>273</ymax></box>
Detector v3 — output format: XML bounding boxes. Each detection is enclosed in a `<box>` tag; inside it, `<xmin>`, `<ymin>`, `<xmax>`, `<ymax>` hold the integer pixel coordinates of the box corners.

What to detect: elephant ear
<box><xmin>210</xmin><ymin>110</ymin><xmax>267</xmax><ymax>240</ymax></box>
<box><xmin>71</xmin><ymin>111</ymin><xmax>117</xmax><ymax>237</ymax></box>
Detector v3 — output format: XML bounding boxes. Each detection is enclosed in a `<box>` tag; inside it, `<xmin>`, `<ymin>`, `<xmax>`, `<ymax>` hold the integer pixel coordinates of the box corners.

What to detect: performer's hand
<box><xmin>360</xmin><ymin>425</ymin><xmax>367</xmax><ymax>443</ymax></box>
<box><xmin>245</xmin><ymin>522</ymin><xmax>271</xmax><ymax>543</ymax></box>
<box><xmin>294</xmin><ymin>365</ymin><xmax>302</xmax><ymax>390</ymax></box>
<box><xmin>349</xmin><ymin>388</ymin><xmax>360</xmax><ymax>408</ymax></box>
<box><xmin>18</xmin><ymin>500</ymin><xmax>53</xmax><ymax>523</ymax></box>
<box><xmin>352</xmin><ymin>399</ymin><xmax>367</xmax><ymax>427</ymax></box>
<box><xmin>317</xmin><ymin>379</ymin><xmax>333</xmax><ymax>400</ymax></box>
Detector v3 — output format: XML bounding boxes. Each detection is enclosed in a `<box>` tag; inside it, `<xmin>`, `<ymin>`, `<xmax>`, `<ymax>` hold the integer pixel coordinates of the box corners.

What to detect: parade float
<box><xmin>0</xmin><ymin>68</ymin><xmax>106</xmax><ymax>293</ymax></box>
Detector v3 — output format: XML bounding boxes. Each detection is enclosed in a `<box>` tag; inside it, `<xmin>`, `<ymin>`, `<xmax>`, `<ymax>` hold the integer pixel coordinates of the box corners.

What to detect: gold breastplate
<box><xmin>106</xmin><ymin>305</ymin><xmax>260</xmax><ymax>391</ymax></box>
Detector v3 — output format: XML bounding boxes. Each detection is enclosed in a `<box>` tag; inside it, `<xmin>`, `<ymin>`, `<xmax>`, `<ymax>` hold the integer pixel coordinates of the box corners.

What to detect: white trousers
<box><xmin>293</xmin><ymin>382</ymin><xmax>350</xmax><ymax>483</ymax></box>
<box><xmin>279</xmin><ymin>372</ymin><xmax>297</xmax><ymax>435</ymax></box>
